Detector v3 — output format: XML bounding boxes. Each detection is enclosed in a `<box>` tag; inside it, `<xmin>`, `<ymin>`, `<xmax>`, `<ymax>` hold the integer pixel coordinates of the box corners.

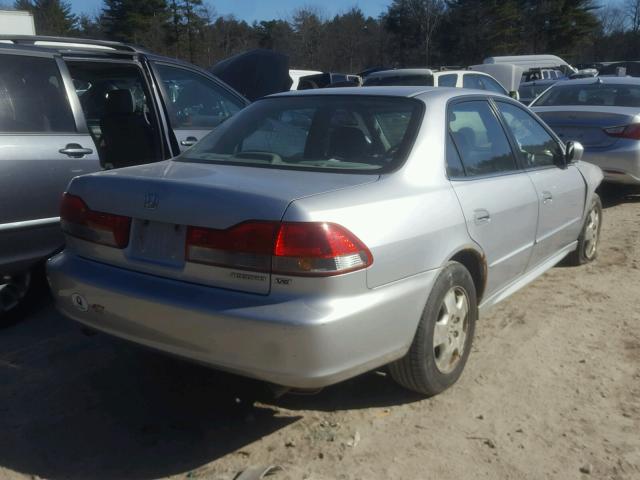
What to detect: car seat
<box><xmin>100</xmin><ymin>89</ymin><xmax>156</xmax><ymax>168</ymax></box>
<box><xmin>329</xmin><ymin>126</ymin><xmax>370</xmax><ymax>160</ymax></box>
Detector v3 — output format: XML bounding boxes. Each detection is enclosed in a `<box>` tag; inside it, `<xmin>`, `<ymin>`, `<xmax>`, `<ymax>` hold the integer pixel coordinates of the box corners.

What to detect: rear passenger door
<box><xmin>447</xmin><ymin>99</ymin><xmax>539</xmax><ymax>298</ymax></box>
<box><xmin>494</xmin><ymin>100</ymin><xmax>585</xmax><ymax>267</ymax></box>
<box><xmin>151</xmin><ymin>62</ymin><xmax>247</xmax><ymax>153</ymax></box>
<box><xmin>0</xmin><ymin>50</ymin><xmax>100</xmax><ymax>261</ymax></box>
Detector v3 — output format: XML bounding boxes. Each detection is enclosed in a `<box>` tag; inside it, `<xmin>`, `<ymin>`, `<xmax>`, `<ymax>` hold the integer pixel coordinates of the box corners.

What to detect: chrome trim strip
<box><xmin>0</xmin><ymin>217</ymin><xmax>60</xmax><ymax>232</ymax></box>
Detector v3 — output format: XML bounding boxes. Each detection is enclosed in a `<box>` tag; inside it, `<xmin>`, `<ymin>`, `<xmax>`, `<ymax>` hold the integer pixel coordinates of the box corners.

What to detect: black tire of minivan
<box><xmin>388</xmin><ymin>261</ymin><xmax>477</xmax><ymax>396</ymax></box>
<box><xmin>0</xmin><ymin>263</ymin><xmax>48</xmax><ymax>328</ymax></box>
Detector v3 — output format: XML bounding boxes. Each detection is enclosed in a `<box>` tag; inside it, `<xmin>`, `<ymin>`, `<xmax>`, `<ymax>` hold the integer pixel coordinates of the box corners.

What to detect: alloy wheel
<box><xmin>583</xmin><ymin>208</ymin><xmax>600</xmax><ymax>260</ymax></box>
<box><xmin>433</xmin><ymin>286</ymin><xmax>470</xmax><ymax>374</ymax></box>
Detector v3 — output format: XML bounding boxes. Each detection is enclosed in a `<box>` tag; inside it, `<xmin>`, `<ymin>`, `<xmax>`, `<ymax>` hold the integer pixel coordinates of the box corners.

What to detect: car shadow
<box><xmin>598</xmin><ymin>183</ymin><xmax>640</xmax><ymax>209</ymax></box>
<box><xmin>270</xmin><ymin>371</ymin><xmax>425</xmax><ymax>412</ymax></box>
<box><xmin>0</xmin><ymin>305</ymin><xmax>300</xmax><ymax>480</ymax></box>
<box><xmin>0</xmin><ymin>302</ymin><xmax>422</xmax><ymax>480</ymax></box>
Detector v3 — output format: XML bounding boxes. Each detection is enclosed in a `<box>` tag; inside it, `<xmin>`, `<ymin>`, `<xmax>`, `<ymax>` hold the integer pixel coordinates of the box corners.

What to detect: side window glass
<box><xmin>496</xmin><ymin>102</ymin><xmax>563</xmax><ymax>168</ymax></box>
<box><xmin>155</xmin><ymin>64</ymin><xmax>244</xmax><ymax>129</ymax></box>
<box><xmin>482</xmin><ymin>77</ymin><xmax>507</xmax><ymax>94</ymax></box>
<box><xmin>448</xmin><ymin>100</ymin><xmax>518</xmax><ymax>176</ymax></box>
<box><xmin>446</xmin><ymin>132</ymin><xmax>465</xmax><ymax>178</ymax></box>
<box><xmin>462</xmin><ymin>74</ymin><xmax>483</xmax><ymax>90</ymax></box>
<box><xmin>0</xmin><ymin>54</ymin><xmax>75</xmax><ymax>133</ymax></box>
<box><xmin>438</xmin><ymin>74</ymin><xmax>457</xmax><ymax>88</ymax></box>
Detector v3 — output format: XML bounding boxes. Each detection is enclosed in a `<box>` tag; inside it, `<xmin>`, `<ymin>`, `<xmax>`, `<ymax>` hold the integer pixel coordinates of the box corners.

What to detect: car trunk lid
<box><xmin>67</xmin><ymin>160</ymin><xmax>379</xmax><ymax>294</ymax></box>
<box><xmin>534</xmin><ymin>106</ymin><xmax>640</xmax><ymax>148</ymax></box>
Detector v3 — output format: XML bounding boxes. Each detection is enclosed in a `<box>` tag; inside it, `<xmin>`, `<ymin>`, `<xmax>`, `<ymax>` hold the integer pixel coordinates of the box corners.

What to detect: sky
<box><xmin>69</xmin><ymin>0</ymin><xmax>392</xmax><ymax>22</ymax></box>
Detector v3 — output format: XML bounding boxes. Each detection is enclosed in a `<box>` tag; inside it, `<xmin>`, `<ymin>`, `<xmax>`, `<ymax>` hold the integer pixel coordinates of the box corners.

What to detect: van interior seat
<box><xmin>100</xmin><ymin>89</ymin><xmax>155</xmax><ymax>169</ymax></box>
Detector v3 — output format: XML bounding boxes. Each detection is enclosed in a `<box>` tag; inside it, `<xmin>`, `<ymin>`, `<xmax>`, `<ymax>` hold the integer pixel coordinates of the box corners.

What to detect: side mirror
<box><xmin>509</xmin><ymin>90</ymin><xmax>519</xmax><ymax>100</ymax></box>
<box><xmin>565</xmin><ymin>141</ymin><xmax>584</xmax><ymax>164</ymax></box>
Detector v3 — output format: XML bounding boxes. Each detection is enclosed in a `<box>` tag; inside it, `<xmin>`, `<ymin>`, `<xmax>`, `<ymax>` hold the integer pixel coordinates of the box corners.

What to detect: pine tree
<box><xmin>102</xmin><ymin>0</ymin><xmax>169</xmax><ymax>51</ymax></box>
<box><xmin>14</xmin><ymin>0</ymin><xmax>77</xmax><ymax>35</ymax></box>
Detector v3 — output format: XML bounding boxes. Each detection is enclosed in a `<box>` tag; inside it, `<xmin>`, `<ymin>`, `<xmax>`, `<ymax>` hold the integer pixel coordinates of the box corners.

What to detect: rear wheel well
<box><xmin>450</xmin><ymin>249</ymin><xmax>486</xmax><ymax>302</ymax></box>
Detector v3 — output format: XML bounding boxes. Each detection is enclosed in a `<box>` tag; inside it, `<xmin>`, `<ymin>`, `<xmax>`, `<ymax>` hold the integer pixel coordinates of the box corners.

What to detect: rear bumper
<box><xmin>47</xmin><ymin>252</ymin><xmax>437</xmax><ymax>388</ymax></box>
<box><xmin>583</xmin><ymin>147</ymin><xmax>640</xmax><ymax>185</ymax></box>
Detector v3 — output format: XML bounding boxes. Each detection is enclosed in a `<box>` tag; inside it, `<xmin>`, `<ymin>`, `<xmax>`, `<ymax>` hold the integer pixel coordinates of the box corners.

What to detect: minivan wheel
<box><xmin>566</xmin><ymin>194</ymin><xmax>602</xmax><ymax>266</ymax></box>
<box><xmin>388</xmin><ymin>261</ymin><xmax>477</xmax><ymax>396</ymax></box>
<box><xmin>0</xmin><ymin>271</ymin><xmax>32</xmax><ymax>325</ymax></box>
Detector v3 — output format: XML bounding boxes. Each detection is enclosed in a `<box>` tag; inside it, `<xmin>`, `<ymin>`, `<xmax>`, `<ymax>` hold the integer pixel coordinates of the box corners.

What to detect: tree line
<box><xmin>5</xmin><ymin>0</ymin><xmax>640</xmax><ymax>72</ymax></box>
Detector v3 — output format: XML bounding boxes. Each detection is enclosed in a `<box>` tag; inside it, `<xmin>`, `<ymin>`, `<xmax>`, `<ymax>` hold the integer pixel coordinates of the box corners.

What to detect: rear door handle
<box><xmin>180</xmin><ymin>136</ymin><xmax>198</xmax><ymax>147</ymax></box>
<box><xmin>59</xmin><ymin>143</ymin><xmax>93</xmax><ymax>158</ymax></box>
<box><xmin>542</xmin><ymin>191</ymin><xmax>553</xmax><ymax>203</ymax></box>
<box><xmin>473</xmin><ymin>209</ymin><xmax>491</xmax><ymax>224</ymax></box>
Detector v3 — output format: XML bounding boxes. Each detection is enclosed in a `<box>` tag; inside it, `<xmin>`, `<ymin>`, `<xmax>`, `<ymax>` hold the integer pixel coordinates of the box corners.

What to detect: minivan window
<box><xmin>438</xmin><ymin>74</ymin><xmax>457</xmax><ymax>88</ymax></box>
<box><xmin>0</xmin><ymin>54</ymin><xmax>75</xmax><ymax>133</ymax></box>
<box><xmin>449</xmin><ymin>100</ymin><xmax>517</xmax><ymax>176</ymax></box>
<box><xmin>180</xmin><ymin>96</ymin><xmax>422</xmax><ymax>173</ymax></box>
<box><xmin>155</xmin><ymin>64</ymin><xmax>244</xmax><ymax>129</ymax></box>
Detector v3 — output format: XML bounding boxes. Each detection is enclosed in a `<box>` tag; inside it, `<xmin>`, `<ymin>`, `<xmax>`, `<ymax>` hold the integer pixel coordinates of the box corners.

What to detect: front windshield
<box><xmin>363</xmin><ymin>75</ymin><xmax>434</xmax><ymax>87</ymax></box>
<box><xmin>533</xmin><ymin>83</ymin><xmax>640</xmax><ymax>107</ymax></box>
<box><xmin>179</xmin><ymin>96</ymin><xmax>423</xmax><ymax>173</ymax></box>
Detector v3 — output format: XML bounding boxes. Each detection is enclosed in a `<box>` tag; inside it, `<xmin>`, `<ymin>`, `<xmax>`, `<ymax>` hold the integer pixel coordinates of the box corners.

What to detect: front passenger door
<box><xmin>152</xmin><ymin>62</ymin><xmax>247</xmax><ymax>153</ymax></box>
<box><xmin>494</xmin><ymin>100</ymin><xmax>585</xmax><ymax>268</ymax></box>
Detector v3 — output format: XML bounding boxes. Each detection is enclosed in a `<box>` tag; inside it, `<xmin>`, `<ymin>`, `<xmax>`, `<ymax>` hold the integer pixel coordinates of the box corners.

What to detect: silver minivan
<box><xmin>0</xmin><ymin>36</ymin><xmax>249</xmax><ymax>322</ymax></box>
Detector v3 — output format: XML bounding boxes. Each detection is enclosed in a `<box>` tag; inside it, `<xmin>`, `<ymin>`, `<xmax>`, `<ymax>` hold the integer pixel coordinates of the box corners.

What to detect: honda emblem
<box><xmin>144</xmin><ymin>193</ymin><xmax>159</xmax><ymax>209</ymax></box>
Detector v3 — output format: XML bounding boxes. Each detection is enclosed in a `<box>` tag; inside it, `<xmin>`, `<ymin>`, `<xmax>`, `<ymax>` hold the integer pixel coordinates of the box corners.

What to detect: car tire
<box><xmin>0</xmin><ymin>264</ymin><xmax>46</xmax><ymax>328</ymax></box>
<box><xmin>565</xmin><ymin>193</ymin><xmax>602</xmax><ymax>266</ymax></box>
<box><xmin>388</xmin><ymin>261</ymin><xmax>477</xmax><ymax>396</ymax></box>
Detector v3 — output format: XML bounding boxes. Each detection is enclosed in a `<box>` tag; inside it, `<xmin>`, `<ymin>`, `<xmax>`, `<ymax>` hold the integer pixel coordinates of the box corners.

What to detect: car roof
<box><xmin>268</xmin><ymin>86</ymin><xmax>506</xmax><ymax>102</ymax></box>
<box><xmin>519</xmin><ymin>79</ymin><xmax>559</xmax><ymax>87</ymax></box>
<box><xmin>366</xmin><ymin>68</ymin><xmax>435</xmax><ymax>78</ymax></box>
<box><xmin>0</xmin><ymin>35</ymin><xmax>198</xmax><ymax>68</ymax></box>
<box><xmin>551</xmin><ymin>76</ymin><xmax>640</xmax><ymax>86</ymax></box>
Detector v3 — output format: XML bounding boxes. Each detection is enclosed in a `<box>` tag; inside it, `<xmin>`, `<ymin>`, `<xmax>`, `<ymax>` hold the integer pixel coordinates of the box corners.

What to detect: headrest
<box><xmin>105</xmin><ymin>89</ymin><xmax>135</xmax><ymax>115</ymax></box>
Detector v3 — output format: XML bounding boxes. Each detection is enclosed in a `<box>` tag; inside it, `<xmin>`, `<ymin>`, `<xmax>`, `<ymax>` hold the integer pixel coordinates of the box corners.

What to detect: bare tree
<box><xmin>625</xmin><ymin>0</ymin><xmax>640</xmax><ymax>32</ymax></box>
<box><xmin>409</xmin><ymin>0</ymin><xmax>445</xmax><ymax>65</ymax></box>
<box><xmin>599</xmin><ymin>2</ymin><xmax>627</xmax><ymax>34</ymax></box>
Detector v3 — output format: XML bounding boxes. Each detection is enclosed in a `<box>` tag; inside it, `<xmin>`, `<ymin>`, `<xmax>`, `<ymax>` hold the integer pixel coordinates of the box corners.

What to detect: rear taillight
<box><xmin>603</xmin><ymin>123</ymin><xmax>640</xmax><ymax>140</ymax></box>
<box><xmin>186</xmin><ymin>221</ymin><xmax>278</xmax><ymax>272</ymax></box>
<box><xmin>185</xmin><ymin>221</ymin><xmax>372</xmax><ymax>276</ymax></box>
<box><xmin>273</xmin><ymin>222</ymin><xmax>372</xmax><ymax>276</ymax></box>
<box><xmin>60</xmin><ymin>193</ymin><xmax>131</xmax><ymax>249</ymax></box>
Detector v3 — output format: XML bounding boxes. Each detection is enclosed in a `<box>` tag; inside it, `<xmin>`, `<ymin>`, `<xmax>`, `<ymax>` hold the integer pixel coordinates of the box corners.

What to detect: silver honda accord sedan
<box><xmin>531</xmin><ymin>77</ymin><xmax>640</xmax><ymax>185</ymax></box>
<box><xmin>47</xmin><ymin>87</ymin><xmax>603</xmax><ymax>396</ymax></box>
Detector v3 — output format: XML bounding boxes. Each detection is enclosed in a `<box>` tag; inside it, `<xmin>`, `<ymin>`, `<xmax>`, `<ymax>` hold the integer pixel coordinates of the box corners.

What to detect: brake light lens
<box><xmin>60</xmin><ymin>193</ymin><xmax>131</xmax><ymax>249</ymax></box>
<box><xmin>185</xmin><ymin>221</ymin><xmax>372</xmax><ymax>276</ymax></box>
<box><xmin>273</xmin><ymin>222</ymin><xmax>372</xmax><ymax>276</ymax></box>
<box><xmin>603</xmin><ymin>123</ymin><xmax>640</xmax><ymax>140</ymax></box>
<box><xmin>186</xmin><ymin>221</ymin><xmax>278</xmax><ymax>271</ymax></box>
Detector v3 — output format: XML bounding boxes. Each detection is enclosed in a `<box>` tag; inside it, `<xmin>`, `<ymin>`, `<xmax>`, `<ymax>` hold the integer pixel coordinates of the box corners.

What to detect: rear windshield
<box><xmin>363</xmin><ymin>75</ymin><xmax>434</xmax><ymax>87</ymax></box>
<box><xmin>518</xmin><ymin>83</ymin><xmax>552</xmax><ymax>100</ymax></box>
<box><xmin>533</xmin><ymin>83</ymin><xmax>640</xmax><ymax>107</ymax></box>
<box><xmin>179</xmin><ymin>96</ymin><xmax>423</xmax><ymax>173</ymax></box>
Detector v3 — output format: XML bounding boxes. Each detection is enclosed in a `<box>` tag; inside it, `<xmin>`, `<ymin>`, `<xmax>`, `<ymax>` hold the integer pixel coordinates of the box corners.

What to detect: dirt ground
<box><xmin>1</xmin><ymin>188</ymin><xmax>639</xmax><ymax>480</ymax></box>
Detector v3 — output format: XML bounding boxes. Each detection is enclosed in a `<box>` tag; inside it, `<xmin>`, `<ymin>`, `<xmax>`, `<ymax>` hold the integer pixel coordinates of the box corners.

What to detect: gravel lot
<box><xmin>1</xmin><ymin>188</ymin><xmax>639</xmax><ymax>480</ymax></box>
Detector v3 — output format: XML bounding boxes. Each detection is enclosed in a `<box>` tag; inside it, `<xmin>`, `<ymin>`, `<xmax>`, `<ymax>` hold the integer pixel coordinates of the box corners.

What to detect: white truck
<box><xmin>0</xmin><ymin>10</ymin><xmax>36</xmax><ymax>35</ymax></box>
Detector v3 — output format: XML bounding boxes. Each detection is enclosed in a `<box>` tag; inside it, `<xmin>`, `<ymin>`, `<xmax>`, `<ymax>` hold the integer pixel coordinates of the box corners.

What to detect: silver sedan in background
<box><xmin>48</xmin><ymin>87</ymin><xmax>603</xmax><ymax>397</ymax></box>
<box><xmin>531</xmin><ymin>77</ymin><xmax>640</xmax><ymax>185</ymax></box>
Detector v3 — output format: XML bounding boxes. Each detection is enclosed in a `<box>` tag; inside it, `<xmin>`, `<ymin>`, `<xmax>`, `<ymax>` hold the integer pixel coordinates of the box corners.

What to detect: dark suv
<box><xmin>0</xmin><ymin>36</ymin><xmax>249</xmax><ymax>321</ymax></box>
